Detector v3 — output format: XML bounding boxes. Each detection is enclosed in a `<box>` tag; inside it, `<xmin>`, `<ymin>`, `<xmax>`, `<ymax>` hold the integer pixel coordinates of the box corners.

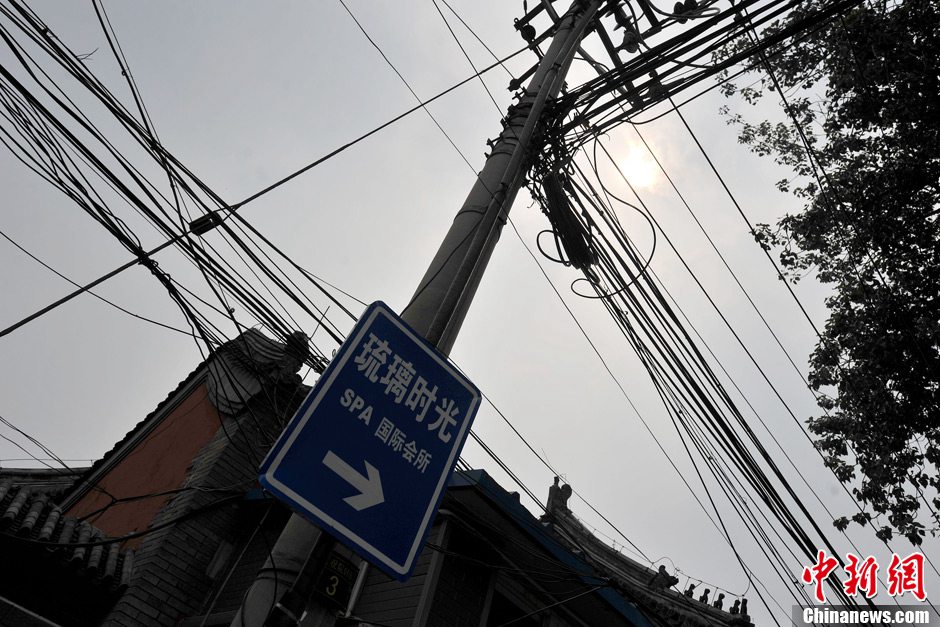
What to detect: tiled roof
<box><xmin>0</xmin><ymin>477</ymin><xmax>134</xmax><ymax>591</ymax></box>
<box><xmin>544</xmin><ymin>495</ymin><xmax>752</xmax><ymax>627</ymax></box>
<box><xmin>0</xmin><ymin>466</ymin><xmax>86</xmax><ymax>491</ymax></box>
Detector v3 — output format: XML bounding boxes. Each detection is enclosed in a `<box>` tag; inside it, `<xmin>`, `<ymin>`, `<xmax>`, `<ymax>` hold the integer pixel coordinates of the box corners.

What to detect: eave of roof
<box><xmin>0</xmin><ymin>466</ymin><xmax>88</xmax><ymax>491</ymax></box>
<box><xmin>449</xmin><ymin>469</ymin><xmax>654</xmax><ymax>627</ymax></box>
<box><xmin>549</xmin><ymin>505</ymin><xmax>750</xmax><ymax>626</ymax></box>
<box><xmin>0</xmin><ymin>479</ymin><xmax>134</xmax><ymax>593</ymax></box>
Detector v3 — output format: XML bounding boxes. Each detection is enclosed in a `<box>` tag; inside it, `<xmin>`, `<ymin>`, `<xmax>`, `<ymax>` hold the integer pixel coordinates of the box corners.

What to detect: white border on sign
<box><xmin>261</xmin><ymin>304</ymin><xmax>480</xmax><ymax>576</ymax></box>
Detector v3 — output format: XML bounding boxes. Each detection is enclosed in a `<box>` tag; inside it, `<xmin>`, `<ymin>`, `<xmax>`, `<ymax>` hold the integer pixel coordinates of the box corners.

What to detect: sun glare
<box><xmin>619</xmin><ymin>144</ymin><xmax>660</xmax><ymax>189</ymax></box>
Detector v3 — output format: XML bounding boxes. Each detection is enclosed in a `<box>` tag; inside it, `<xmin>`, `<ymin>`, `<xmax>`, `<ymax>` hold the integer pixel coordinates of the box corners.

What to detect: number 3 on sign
<box><xmin>325</xmin><ymin>575</ymin><xmax>339</xmax><ymax>597</ymax></box>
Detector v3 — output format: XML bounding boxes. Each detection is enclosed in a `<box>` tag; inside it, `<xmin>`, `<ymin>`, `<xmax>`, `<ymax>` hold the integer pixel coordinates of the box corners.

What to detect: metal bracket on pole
<box><xmin>403</xmin><ymin>0</ymin><xmax>603</xmax><ymax>354</ymax></box>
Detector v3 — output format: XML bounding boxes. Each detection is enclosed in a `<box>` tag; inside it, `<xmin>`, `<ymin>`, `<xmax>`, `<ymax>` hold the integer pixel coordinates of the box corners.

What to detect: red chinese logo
<box><xmin>800</xmin><ymin>551</ymin><xmax>926</xmax><ymax>602</ymax></box>
<box><xmin>886</xmin><ymin>552</ymin><xmax>926</xmax><ymax>601</ymax></box>
<box><xmin>802</xmin><ymin>550</ymin><xmax>839</xmax><ymax>603</ymax></box>
<box><xmin>844</xmin><ymin>553</ymin><xmax>878</xmax><ymax>598</ymax></box>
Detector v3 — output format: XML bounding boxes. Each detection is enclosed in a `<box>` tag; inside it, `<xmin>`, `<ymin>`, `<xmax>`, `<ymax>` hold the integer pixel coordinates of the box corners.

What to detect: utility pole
<box><xmin>232</xmin><ymin>1</ymin><xmax>602</xmax><ymax>624</ymax></box>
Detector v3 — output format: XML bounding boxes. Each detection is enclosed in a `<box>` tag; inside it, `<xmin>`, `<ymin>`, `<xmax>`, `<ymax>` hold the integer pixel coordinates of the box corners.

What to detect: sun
<box><xmin>618</xmin><ymin>144</ymin><xmax>660</xmax><ymax>190</ymax></box>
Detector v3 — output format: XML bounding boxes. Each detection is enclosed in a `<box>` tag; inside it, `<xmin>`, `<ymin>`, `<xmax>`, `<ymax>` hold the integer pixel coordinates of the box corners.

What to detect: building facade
<box><xmin>0</xmin><ymin>332</ymin><xmax>752</xmax><ymax>627</ymax></box>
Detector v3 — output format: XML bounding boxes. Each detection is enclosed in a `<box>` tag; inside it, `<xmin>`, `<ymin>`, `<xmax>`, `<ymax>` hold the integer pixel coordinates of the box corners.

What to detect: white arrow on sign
<box><xmin>323</xmin><ymin>450</ymin><xmax>385</xmax><ymax>511</ymax></box>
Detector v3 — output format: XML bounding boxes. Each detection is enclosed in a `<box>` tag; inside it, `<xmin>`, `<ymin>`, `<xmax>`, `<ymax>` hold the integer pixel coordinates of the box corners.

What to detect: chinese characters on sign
<box><xmin>801</xmin><ymin>550</ymin><xmax>926</xmax><ymax>603</ymax></box>
<box><xmin>342</xmin><ymin>329</ymin><xmax>467</xmax><ymax>476</ymax></box>
<box><xmin>354</xmin><ymin>333</ymin><xmax>459</xmax><ymax>442</ymax></box>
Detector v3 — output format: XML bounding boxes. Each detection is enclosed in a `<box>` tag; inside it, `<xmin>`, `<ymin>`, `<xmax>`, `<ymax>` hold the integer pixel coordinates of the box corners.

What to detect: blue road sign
<box><xmin>259</xmin><ymin>301</ymin><xmax>481</xmax><ymax>580</ymax></box>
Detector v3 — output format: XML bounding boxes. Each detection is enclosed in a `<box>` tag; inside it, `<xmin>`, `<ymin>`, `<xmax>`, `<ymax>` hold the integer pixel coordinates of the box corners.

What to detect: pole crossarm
<box><xmin>402</xmin><ymin>0</ymin><xmax>605</xmax><ymax>353</ymax></box>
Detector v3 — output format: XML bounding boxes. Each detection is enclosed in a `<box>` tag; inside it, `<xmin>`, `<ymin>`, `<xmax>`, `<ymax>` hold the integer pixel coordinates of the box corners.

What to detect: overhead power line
<box><xmin>0</xmin><ymin>226</ymin><xmax>197</xmax><ymax>338</ymax></box>
<box><xmin>0</xmin><ymin>38</ymin><xmax>531</xmax><ymax>341</ymax></box>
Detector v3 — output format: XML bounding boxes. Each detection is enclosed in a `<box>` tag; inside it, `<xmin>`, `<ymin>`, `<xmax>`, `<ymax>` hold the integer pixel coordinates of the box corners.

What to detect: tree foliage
<box><xmin>718</xmin><ymin>0</ymin><xmax>940</xmax><ymax>544</ymax></box>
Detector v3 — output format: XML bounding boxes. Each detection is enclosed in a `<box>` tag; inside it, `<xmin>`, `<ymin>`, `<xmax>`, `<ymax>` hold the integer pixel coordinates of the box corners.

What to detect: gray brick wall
<box><xmin>102</xmin><ymin>379</ymin><xmax>306</xmax><ymax>626</ymax></box>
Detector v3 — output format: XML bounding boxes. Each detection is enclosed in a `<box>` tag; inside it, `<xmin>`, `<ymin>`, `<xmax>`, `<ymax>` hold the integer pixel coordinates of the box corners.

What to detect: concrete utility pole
<box><xmin>233</xmin><ymin>1</ymin><xmax>603</xmax><ymax>624</ymax></box>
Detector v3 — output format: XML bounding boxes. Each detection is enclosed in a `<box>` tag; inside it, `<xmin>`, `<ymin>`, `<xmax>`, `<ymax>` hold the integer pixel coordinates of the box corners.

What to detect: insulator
<box><xmin>619</xmin><ymin>27</ymin><xmax>641</xmax><ymax>54</ymax></box>
<box><xmin>673</xmin><ymin>1</ymin><xmax>687</xmax><ymax>23</ymax></box>
<box><xmin>647</xmin><ymin>70</ymin><xmax>665</xmax><ymax>98</ymax></box>
<box><xmin>514</xmin><ymin>18</ymin><xmax>536</xmax><ymax>42</ymax></box>
<box><xmin>612</xmin><ymin>5</ymin><xmax>631</xmax><ymax>30</ymax></box>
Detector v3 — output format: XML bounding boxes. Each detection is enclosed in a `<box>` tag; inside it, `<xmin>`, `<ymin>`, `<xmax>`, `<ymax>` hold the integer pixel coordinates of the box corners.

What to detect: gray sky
<box><xmin>1</xmin><ymin>2</ymin><xmax>934</xmax><ymax>624</ymax></box>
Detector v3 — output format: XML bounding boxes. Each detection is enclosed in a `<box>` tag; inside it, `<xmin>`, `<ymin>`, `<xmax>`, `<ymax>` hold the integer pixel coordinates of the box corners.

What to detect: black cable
<box><xmin>447</xmin><ymin>465</ymin><xmax>628</xmax><ymax>589</ymax></box>
<box><xmin>671</xmin><ymin>104</ymin><xmax>822</xmax><ymax>335</ymax></box>
<box><xmin>0</xmin><ymin>32</ymin><xmax>531</xmax><ymax>339</ymax></box>
<box><xmin>520</xmin><ymin>110</ymin><xmax>866</xmax><ymax>608</ymax></box>
<box><xmin>417</xmin><ymin>11</ymin><xmax>662</xmax><ymax>566</ymax></box>
<box><xmin>566</xmin><ymin>40</ymin><xmax>896</xmax><ymax>577</ymax></box>
<box><xmin>495</xmin><ymin>584</ymin><xmax>605</xmax><ymax>627</ymax></box>
<box><xmin>0</xmin><ymin>44</ymin><xmax>280</xmax><ymax>348</ymax></box>
<box><xmin>197</xmin><ymin>501</ymin><xmax>278</xmax><ymax>626</ymax></box>
<box><xmin>0</xmin><ymin>226</ymin><xmax>197</xmax><ymax>338</ymax></box>
<box><xmin>0</xmin><ymin>414</ymin><xmax>121</xmax><ymax>507</ymax></box>
<box><xmin>3</xmin><ymin>14</ymin><xmax>572</xmax><ymax>592</ymax></box>
<box><xmin>431</xmin><ymin>0</ymin><xmax>504</xmax><ymax>115</ymax></box>
<box><xmin>1</xmin><ymin>4</ymin><xmax>340</xmax><ymax>588</ymax></box>
<box><xmin>74</xmin><ymin>482</ymin><xmax>249</xmax><ymax>523</ymax></box>
<box><xmin>0</xmin><ymin>432</ymin><xmax>66</xmax><ymax>475</ymax></box>
<box><xmin>613</xmin><ymin>297</ymin><xmax>801</xmax><ymax>620</ymax></box>
<box><xmin>0</xmin><ymin>51</ymin><xmax>227</xmax><ymax>345</ymax></box>
<box><xmin>91</xmin><ymin>0</ymin><xmax>190</xmax><ymax>228</ymax></box>
<box><xmin>0</xmin><ymin>458</ymin><xmax>93</xmax><ymax>463</ymax></box>
<box><xmin>624</xmin><ymin>121</ymin><xmax>919</xmax><ymax>567</ymax></box>
<box><xmin>593</xmin><ymin>139</ymin><xmax>826</xmax><ymax>471</ymax></box>
<box><xmin>584</xmin><ymin>142</ymin><xmax>872</xmax><ymax>608</ymax></box>
<box><xmin>561</xmin><ymin>0</ymin><xmax>861</xmax><ymax>144</ymax></box>
<box><xmin>229</xmin><ymin>39</ymin><xmax>531</xmax><ymax>215</ymax></box>
<box><xmin>578</xmin><ymin>161</ymin><xmax>902</xmax><ymax>609</ymax></box>
<box><xmin>506</xmin><ymin>216</ymin><xmax>748</xmax><ymax>557</ymax></box>
<box><xmin>469</xmin><ymin>376</ymin><xmax>652</xmax><ymax>565</ymax></box>
<box><xmin>423</xmin><ymin>541</ymin><xmax>596</xmax><ymax>582</ymax></box>
<box><xmin>337</xmin><ymin>0</ymin><xmax>478</xmax><ymax>175</ymax></box>
<box><xmin>438</xmin><ymin>0</ymin><xmax>516</xmax><ymax>80</ymax></box>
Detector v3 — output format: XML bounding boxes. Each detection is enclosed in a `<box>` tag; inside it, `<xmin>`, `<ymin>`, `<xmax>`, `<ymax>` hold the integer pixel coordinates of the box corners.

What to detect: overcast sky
<box><xmin>1</xmin><ymin>2</ymin><xmax>935</xmax><ymax>624</ymax></box>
